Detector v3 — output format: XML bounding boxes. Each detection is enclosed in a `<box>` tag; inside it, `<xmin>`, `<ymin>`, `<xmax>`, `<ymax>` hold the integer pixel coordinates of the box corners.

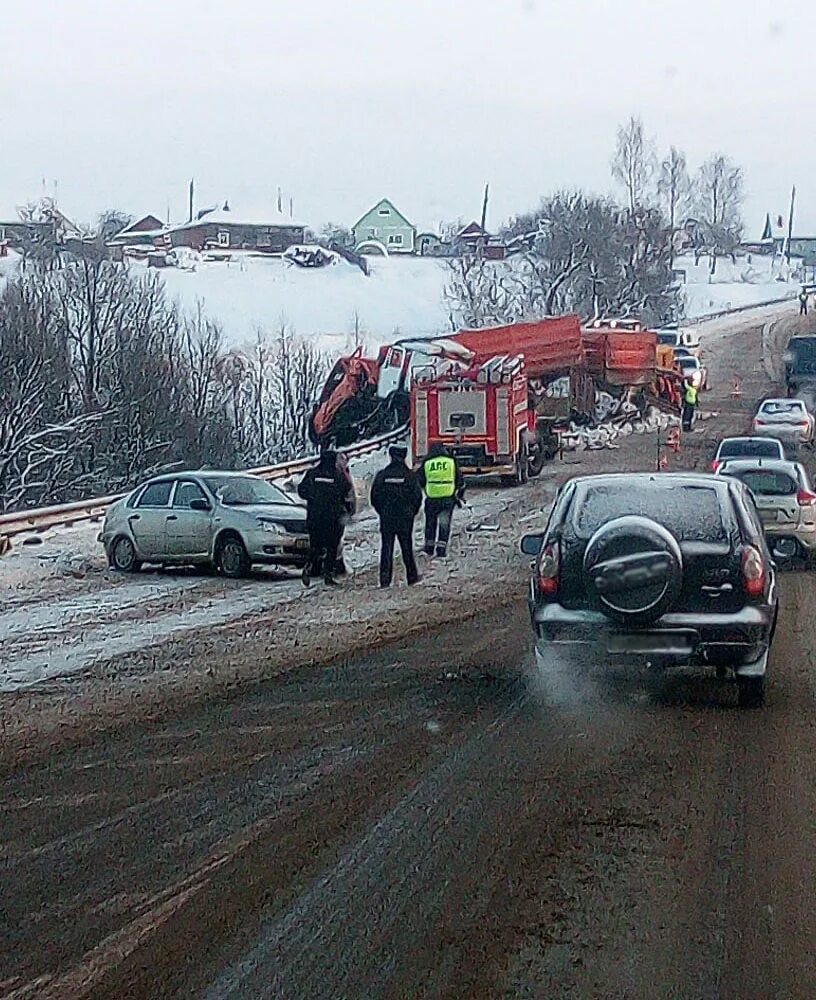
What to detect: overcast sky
<box><xmin>1</xmin><ymin>0</ymin><xmax>813</xmax><ymax>236</ymax></box>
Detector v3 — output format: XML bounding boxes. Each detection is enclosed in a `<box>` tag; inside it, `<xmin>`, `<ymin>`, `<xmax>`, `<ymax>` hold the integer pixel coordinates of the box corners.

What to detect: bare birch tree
<box><xmin>611</xmin><ymin>116</ymin><xmax>656</xmax><ymax>212</ymax></box>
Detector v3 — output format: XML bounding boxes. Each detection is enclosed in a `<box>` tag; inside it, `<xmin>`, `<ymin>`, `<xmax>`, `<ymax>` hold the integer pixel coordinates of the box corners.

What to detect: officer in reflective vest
<box><xmin>682</xmin><ymin>379</ymin><xmax>698</xmax><ymax>432</ymax></box>
<box><xmin>418</xmin><ymin>443</ymin><xmax>465</xmax><ymax>557</ymax></box>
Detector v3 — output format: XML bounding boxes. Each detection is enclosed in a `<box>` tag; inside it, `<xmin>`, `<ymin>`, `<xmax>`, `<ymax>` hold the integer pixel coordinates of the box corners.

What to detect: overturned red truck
<box><xmin>309</xmin><ymin>315</ymin><xmax>681</xmax><ymax>481</ymax></box>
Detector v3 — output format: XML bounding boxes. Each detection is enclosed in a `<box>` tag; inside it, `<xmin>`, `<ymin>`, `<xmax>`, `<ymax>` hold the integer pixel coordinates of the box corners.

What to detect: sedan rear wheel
<box><xmin>217</xmin><ymin>535</ymin><xmax>251</xmax><ymax>579</ymax></box>
<box><xmin>111</xmin><ymin>535</ymin><xmax>142</xmax><ymax>573</ymax></box>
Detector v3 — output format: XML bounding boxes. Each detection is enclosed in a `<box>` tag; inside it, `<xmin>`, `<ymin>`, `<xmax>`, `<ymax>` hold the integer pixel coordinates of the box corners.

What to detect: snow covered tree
<box><xmin>449</xmin><ymin>191</ymin><xmax>677</xmax><ymax>328</ymax></box>
<box><xmin>692</xmin><ymin>154</ymin><xmax>744</xmax><ymax>267</ymax></box>
<box><xmin>611</xmin><ymin>116</ymin><xmax>656</xmax><ymax>213</ymax></box>
<box><xmin>657</xmin><ymin>146</ymin><xmax>690</xmax><ymax>267</ymax></box>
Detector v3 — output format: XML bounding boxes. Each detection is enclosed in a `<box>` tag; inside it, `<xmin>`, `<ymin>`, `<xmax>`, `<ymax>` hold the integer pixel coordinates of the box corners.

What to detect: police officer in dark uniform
<box><xmin>418</xmin><ymin>442</ymin><xmax>465</xmax><ymax>557</ymax></box>
<box><xmin>370</xmin><ymin>445</ymin><xmax>423</xmax><ymax>587</ymax></box>
<box><xmin>297</xmin><ymin>446</ymin><xmax>354</xmax><ymax>586</ymax></box>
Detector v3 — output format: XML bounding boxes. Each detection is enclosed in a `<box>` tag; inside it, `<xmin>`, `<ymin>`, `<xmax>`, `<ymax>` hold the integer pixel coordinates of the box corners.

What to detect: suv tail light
<box><xmin>710</xmin><ymin>459</ymin><xmax>721</xmax><ymax>472</ymax></box>
<box><xmin>754</xmin><ymin>419</ymin><xmax>765</xmax><ymax>427</ymax></box>
<box><xmin>741</xmin><ymin>545</ymin><xmax>766</xmax><ymax>598</ymax></box>
<box><xmin>536</xmin><ymin>541</ymin><xmax>560</xmax><ymax>597</ymax></box>
<box><xmin>797</xmin><ymin>489</ymin><xmax>816</xmax><ymax>507</ymax></box>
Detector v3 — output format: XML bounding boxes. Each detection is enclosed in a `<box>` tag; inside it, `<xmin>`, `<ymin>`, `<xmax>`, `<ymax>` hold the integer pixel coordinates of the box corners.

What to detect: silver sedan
<box><xmin>101</xmin><ymin>471</ymin><xmax>311</xmax><ymax>577</ymax></box>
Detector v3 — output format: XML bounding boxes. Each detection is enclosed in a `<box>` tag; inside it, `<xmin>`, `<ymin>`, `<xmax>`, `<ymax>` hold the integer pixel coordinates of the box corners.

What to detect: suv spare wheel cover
<box><xmin>583</xmin><ymin>515</ymin><xmax>683</xmax><ymax>625</ymax></box>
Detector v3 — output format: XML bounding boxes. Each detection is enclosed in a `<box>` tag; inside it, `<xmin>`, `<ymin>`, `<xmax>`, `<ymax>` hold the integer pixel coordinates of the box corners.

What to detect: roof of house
<box><xmin>352</xmin><ymin>198</ymin><xmax>415</xmax><ymax>232</ymax></box>
<box><xmin>167</xmin><ymin>203</ymin><xmax>304</xmax><ymax>233</ymax></box>
<box><xmin>457</xmin><ymin>221</ymin><xmax>489</xmax><ymax>239</ymax></box>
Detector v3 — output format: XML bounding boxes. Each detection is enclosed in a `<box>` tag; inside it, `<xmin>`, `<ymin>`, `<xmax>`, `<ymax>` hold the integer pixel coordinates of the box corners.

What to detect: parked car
<box><xmin>675</xmin><ymin>354</ymin><xmax>708</xmax><ymax>390</ymax></box>
<box><xmin>752</xmin><ymin>397</ymin><xmax>814</xmax><ymax>448</ymax></box>
<box><xmin>520</xmin><ymin>472</ymin><xmax>778</xmax><ymax>706</ymax></box>
<box><xmin>716</xmin><ymin>458</ymin><xmax>816</xmax><ymax>563</ymax></box>
<box><xmin>784</xmin><ymin>334</ymin><xmax>816</xmax><ymax>395</ymax></box>
<box><xmin>101</xmin><ymin>471</ymin><xmax>311</xmax><ymax>577</ymax></box>
<box><xmin>710</xmin><ymin>436</ymin><xmax>786</xmax><ymax>472</ymax></box>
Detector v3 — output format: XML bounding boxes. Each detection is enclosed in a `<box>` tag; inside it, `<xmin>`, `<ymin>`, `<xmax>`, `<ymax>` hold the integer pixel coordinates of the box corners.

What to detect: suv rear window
<box><xmin>572</xmin><ymin>482</ymin><xmax>727</xmax><ymax>543</ymax></box>
<box><xmin>731</xmin><ymin>470</ymin><xmax>798</xmax><ymax>496</ymax></box>
<box><xmin>719</xmin><ymin>439</ymin><xmax>780</xmax><ymax>459</ymax></box>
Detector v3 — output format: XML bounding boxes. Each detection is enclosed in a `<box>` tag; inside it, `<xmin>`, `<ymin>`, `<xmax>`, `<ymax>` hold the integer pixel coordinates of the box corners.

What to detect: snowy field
<box><xmin>160</xmin><ymin>254</ymin><xmax>453</xmax><ymax>352</ymax></box>
<box><xmin>157</xmin><ymin>251</ymin><xmax>798</xmax><ymax>347</ymax></box>
<box><xmin>679</xmin><ymin>253</ymin><xmax>797</xmax><ymax>318</ymax></box>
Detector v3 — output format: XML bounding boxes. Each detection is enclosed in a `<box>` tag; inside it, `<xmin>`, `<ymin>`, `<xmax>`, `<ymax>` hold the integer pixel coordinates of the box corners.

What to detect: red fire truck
<box><xmin>411</xmin><ymin>354</ymin><xmax>545</xmax><ymax>485</ymax></box>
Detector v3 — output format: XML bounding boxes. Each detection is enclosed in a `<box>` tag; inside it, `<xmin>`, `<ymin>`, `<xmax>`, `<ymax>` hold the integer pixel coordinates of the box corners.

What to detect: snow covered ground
<box><xmin>158</xmin><ymin>254</ymin><xmax>453</xmax><ymax>352</ymax></box>
<box><xmin>0</xmin><ymin>246</ymin><xmax>799</xmax><ymax>348</ymax></box>
<box><xmin>679</xmin><ymin>253</ymin><xmax>797</xmax><ymax>318</ymax></box>
<box><xmin>156</xmin><ymin>251</ymin><xmax>799</xmax><ymax>348</ymax></box>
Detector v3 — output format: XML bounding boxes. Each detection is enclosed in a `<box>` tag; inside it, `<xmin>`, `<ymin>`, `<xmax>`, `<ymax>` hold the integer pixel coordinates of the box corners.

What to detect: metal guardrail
<box><xmin>0</xmin><ymin>425</ymin><xmax>407</xmax><ymax>552</ymax></box>
<box><xmin>691</xmin><ymin>293</ymin><xmax>796</xmax><ymax>324</ymax></box>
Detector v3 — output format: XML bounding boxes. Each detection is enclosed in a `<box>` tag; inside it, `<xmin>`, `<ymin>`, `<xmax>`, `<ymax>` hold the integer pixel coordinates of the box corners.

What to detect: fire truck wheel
<box><xmin>527</xmin><ymin>449</ymin><xmax>546</xmax><ymax>478</ymax></box>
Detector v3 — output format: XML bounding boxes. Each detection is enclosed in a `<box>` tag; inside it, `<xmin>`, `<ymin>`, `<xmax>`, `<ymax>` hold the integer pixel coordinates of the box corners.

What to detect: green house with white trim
<box><xmin>352</xmin><ymin>198</ymin><xmax>416</xmax><ymax>254</ymax></box>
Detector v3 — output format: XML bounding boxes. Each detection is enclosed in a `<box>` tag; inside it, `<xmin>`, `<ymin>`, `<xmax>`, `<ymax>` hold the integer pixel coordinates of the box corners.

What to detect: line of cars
<box><xmin>520</xmin><ymin>406</ymin><xmax>815</xmax><ymax>708</ymax></box>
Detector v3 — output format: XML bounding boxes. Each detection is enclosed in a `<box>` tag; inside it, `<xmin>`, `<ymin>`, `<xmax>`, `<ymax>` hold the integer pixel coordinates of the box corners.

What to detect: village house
<box><xmin>162</xmin><ymin>203</ymin><xmax>305</xmax><ymax>253</ymax></box>
<box><xmin>107</xmin><ymin>214</ymin><xmax>165</xmax><ymax>247</ymax></box>
<box><xmin>416</xmin><ymin>231</ymin><xmax>451</xmax><ymax>257</ymax></box>
<box><xmin>352</xmin><ymin>198</ymin><xmax>416</xmax><ymax>254</ymax></box>
<box><xmin>0</xmin><ymin>198</ymin><xmax>80</xmax><ymax>250</ymax></box>
<box><xmin>454</xmin><ymin>220</ymin><xmax>506</xmax><ymax>260</ymax></box>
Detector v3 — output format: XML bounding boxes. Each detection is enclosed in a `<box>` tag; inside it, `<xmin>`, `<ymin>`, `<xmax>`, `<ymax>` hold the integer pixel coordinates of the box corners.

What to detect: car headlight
<box><xmin>259</xmin><ymin>520</ymin><xmax>285</xmax><ymax>533</ymax></box>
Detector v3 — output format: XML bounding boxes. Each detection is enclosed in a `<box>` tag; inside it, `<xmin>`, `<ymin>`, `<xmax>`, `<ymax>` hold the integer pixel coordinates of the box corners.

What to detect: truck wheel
<box><xmin>527</xmin><ymin>449</ymin><xmax>546</xmax><ymax>478</ymax></box>
<box><xmin>737</xmin><ymin>675</ymin><xmax>765</xmax><ymax>708</ymax></box>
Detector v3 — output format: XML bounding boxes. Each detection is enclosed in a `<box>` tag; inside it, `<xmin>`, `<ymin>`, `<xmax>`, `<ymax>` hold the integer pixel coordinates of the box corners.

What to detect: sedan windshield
<box><xmin>203</xmin><ymin>476</ymin><xmax>291</xmax><ymax>506</ymax></box>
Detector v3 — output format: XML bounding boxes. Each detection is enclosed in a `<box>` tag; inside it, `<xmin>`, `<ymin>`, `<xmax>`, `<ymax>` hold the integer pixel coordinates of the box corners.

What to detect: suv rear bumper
<box><xmin>530</xmin><ymin>601</ymin><xmax>775</xmax><ymax>673</ymax></box>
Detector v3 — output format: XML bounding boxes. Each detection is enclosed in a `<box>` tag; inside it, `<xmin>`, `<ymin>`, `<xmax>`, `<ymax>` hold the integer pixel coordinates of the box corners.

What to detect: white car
<box><xmin>675</xmin><ymin>354</ymin><xmax>708</xmax><ymax>390</ymax></box>
<box><xmin>753</xmin><ymin>398</ymin><xmax>815</xmax><ymax>448</ymax></box>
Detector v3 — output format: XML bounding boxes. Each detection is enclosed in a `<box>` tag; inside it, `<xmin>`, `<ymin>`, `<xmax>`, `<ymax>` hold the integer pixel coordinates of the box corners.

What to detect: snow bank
<box><xmin>677</xmin><ymin>253</ymin><xmax>797</xmax><ymax>319</ymax></box>
<box><xmin>156</xmin><ymin>254</ymin><xmax>452</xmax><ymax>351</ymax></box>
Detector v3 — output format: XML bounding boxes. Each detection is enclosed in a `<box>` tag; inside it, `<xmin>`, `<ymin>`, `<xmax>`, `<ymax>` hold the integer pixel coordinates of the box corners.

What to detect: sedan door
<box><xmin>166</xmin><ymin>479</ymin><xmax>214</xmax><ymax>559</ymax></box>
<box><xmin>128</xmin><ymin>480</ymin><xmax>174</xmax><ymax>559</ymax></box>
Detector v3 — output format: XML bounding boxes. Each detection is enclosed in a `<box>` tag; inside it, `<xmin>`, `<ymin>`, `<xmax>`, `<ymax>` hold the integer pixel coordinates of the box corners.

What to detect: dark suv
<box><xmin>521</xmin><ymin>473</ymin><xmax>779</xmax><ymax>706</ymax></box>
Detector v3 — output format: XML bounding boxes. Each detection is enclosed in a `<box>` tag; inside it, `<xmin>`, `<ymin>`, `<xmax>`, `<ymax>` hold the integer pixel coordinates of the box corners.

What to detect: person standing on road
<box><xmin>418</xmin><ymin>442</ymin><xmax>465</xmax><ymax>557</ymax></box>
<box><xmin>370</xmin><ymin>444</ymin><xmax>423</xmax><ymax>587</ymax></box>
<box><xmin>333</xmin><ymin>450</ymin><xmax>356</xmax><ymax>577</ymax></box>
<box><xmin>297</xmin><ymin>446</ymin><xmax>354</xmax><ymax>587</ymax></box>
<box><xmin>799</xmin><ymin>289</ymin><xmax>809</xmax><ymax>316</ymax></box>
<box><xmin>682</xmin><ymin>378</ymin><xmax>698</xmax><ymax>432</ymax></box>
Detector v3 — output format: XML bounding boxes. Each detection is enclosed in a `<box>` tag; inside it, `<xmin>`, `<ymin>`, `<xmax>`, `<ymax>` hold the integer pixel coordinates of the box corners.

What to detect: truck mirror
<box><xmin>520</xmin><ymin>533</ymin><xmax>544</xmax><ymax>556</ymax></box>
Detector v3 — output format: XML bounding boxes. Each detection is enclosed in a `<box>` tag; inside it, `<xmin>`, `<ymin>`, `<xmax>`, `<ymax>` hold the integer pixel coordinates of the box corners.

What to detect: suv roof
<box><xmin>564</xmin><ymin>471</ymin><xmax>728</xmax><ymax>489</ymax></box>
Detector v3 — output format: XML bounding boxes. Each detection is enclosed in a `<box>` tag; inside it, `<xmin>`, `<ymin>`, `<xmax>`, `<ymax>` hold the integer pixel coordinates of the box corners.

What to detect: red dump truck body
<box><xmin>452</xmin><ymin>315</ymin><xmax>584</xmax><ymax>377</ymax></box>
<box><xmin>581</xmin><ymin>329</ymin><xmax>657</xmax><ymax>388</ymax></box>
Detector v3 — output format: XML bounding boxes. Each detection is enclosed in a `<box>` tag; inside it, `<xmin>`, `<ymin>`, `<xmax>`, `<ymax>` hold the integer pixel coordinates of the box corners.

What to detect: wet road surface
<box><xmin>3</xmin><ymin>574</ymin><xmax>816</xmax><ymax>999</ymax></box>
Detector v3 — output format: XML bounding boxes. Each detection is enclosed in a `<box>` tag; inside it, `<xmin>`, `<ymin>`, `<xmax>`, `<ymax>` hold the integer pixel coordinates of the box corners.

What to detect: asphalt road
<box><xmin>3</xmin><ymin>572</ymin><xmax>816</xmax><ymax>1000</ymax></box>
<box><xmin>4</xmin><ymin>303</ymin><xmax>816</xmax><ymax>999</ymax></box>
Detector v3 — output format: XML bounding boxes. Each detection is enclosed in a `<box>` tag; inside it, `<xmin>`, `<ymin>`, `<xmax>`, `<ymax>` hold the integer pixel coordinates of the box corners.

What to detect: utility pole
<box><xmin>480</xmin><ymin>183</ymin><xmax>489</xmax><ymax>231</ymax></box>
<box><xmin>786</xmin><ymin>184</ymin><xmax>796</xmax><ymax>266</ymax></box>
<box><xmin>188</xmin><ymin>179</ymin><xmax>195</xmax><ymax>222</ymax></box>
